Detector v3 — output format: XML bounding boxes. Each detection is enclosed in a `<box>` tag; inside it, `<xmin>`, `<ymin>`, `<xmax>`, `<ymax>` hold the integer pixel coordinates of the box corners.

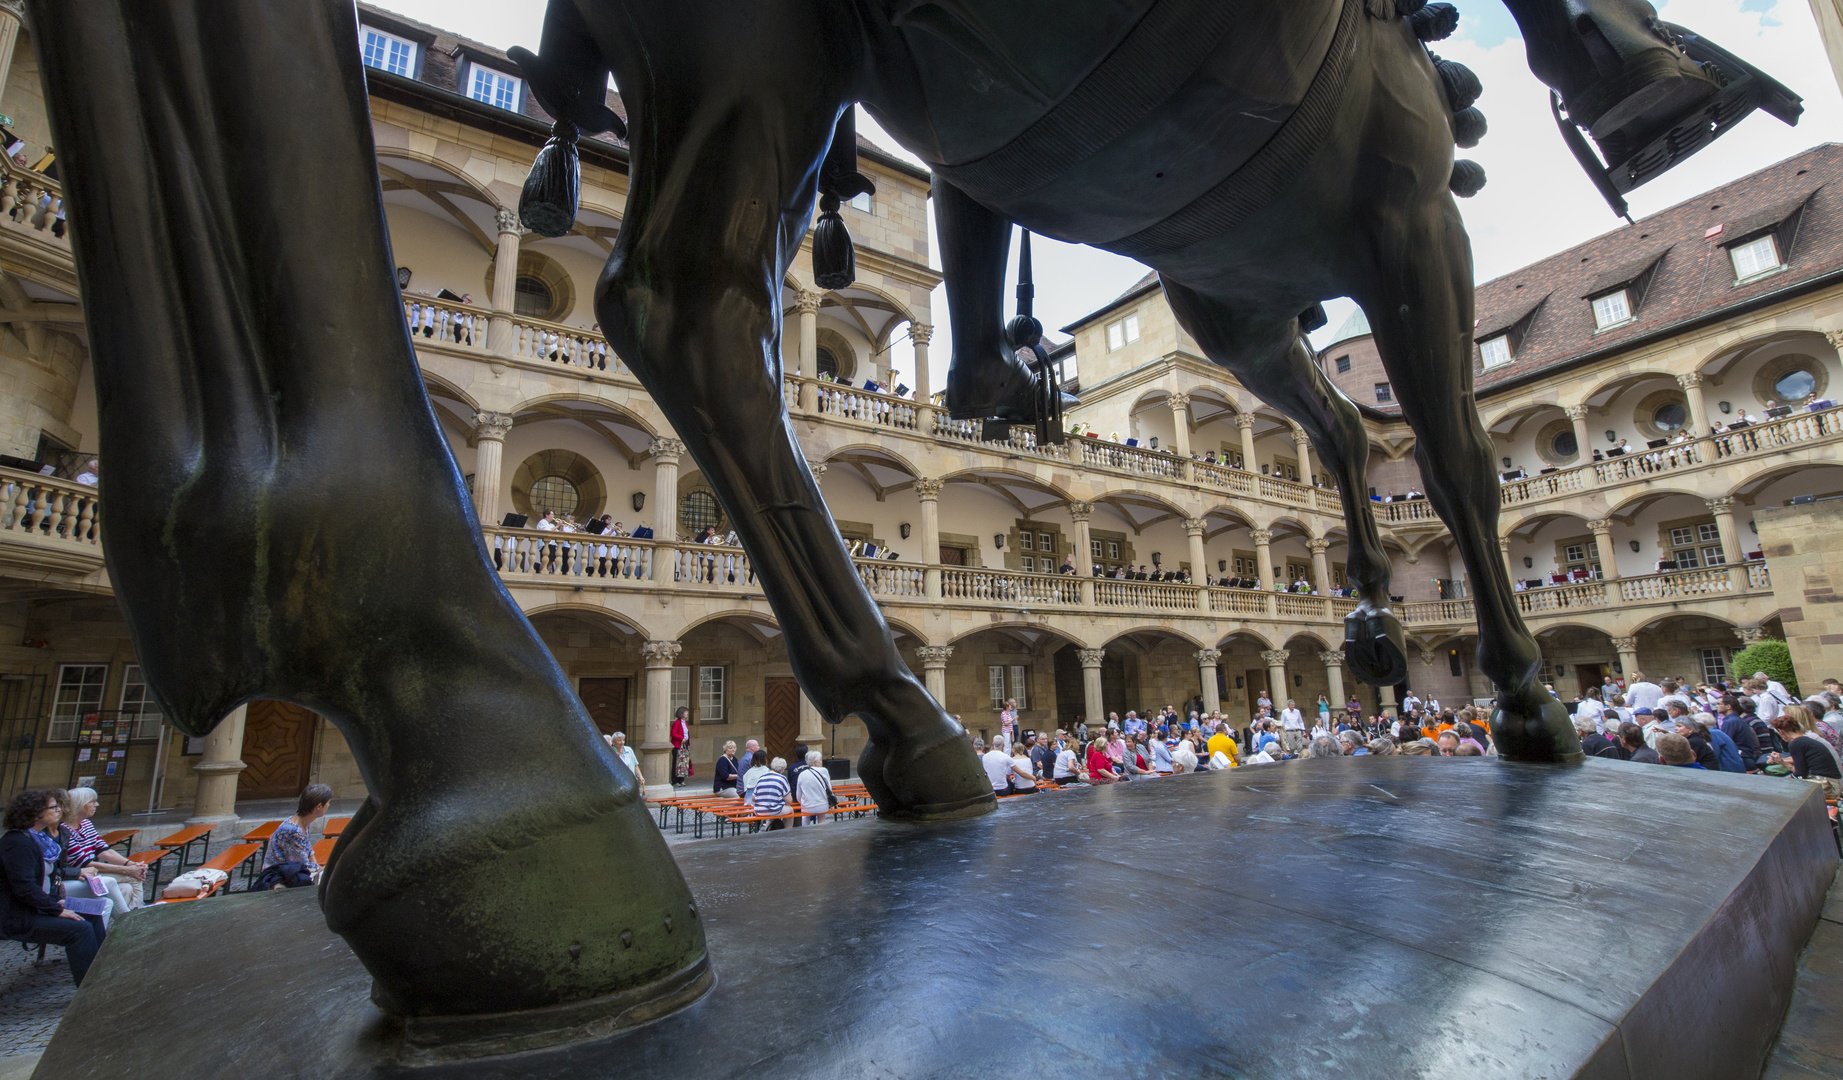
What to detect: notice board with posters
<box><xmin>67</xmin><ymin>711</ymin><xmax>134</xmax><ymax>815</ymax></box>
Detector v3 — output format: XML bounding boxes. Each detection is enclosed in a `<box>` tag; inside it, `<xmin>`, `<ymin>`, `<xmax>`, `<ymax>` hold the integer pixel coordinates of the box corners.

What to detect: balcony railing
<box><xmin>0</xmin><ymin>467</ymin><xmax>102</xmax><ymax>573</ymax></box>
<box><xmin>1397</xmin><ymin>564</ymin><xmax>1773</xmax><ymax>629</ymax></box>
<box><xmin>402</xmin><ymin>294</ymin><xmax>621</xmax><ymax>375</ymax></box>
<box><xmin>0</xmin><ymin>169</ymin><xmax>67</xmax><ymax>248</ymax></box>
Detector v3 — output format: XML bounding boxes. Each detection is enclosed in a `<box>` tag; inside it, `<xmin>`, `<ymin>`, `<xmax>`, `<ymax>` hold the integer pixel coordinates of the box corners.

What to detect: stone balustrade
<box><xmin>0</xmin><ymin>468</ymin><xmax>98</xmax><ymax>549</ymax></box>
<box><xmin>0</xmin><ymin>168</ymin><xmax>66</xmax><ymax>246</ymax></box>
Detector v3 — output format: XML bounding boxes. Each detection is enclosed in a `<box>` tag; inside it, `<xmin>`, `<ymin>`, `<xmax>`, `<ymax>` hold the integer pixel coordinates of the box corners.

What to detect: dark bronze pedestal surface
<box><xmin>33</xmin><ymin>758</ymin><xmax>1836</xmax><ymax>1079</ymax></box>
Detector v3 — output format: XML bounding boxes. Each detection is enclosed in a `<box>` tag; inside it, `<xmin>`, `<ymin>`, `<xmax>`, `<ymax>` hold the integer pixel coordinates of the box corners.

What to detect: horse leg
<box><xmin>32</xmin><ymin>0</ymin><xmax>709</xmax><ymax>1025</ymax></box>
<box><xmin>585</xmin><ymin>3</ymin><xmax>993</xmax><ymax>819</ymax></box>
<box><xmin>935</xmin><ymin>177</ymin><xmax>1055</xmax><ymax>421</ymax></box>
<box><xmin>1162</xmin><ymin>283</ymin><xmax>1405</xmax><ymax>687</ymax></box>
<box><xmin>1355</xmin><ymin>199</ymin><xmax>1580</xmax><ymax>762</ymax></box>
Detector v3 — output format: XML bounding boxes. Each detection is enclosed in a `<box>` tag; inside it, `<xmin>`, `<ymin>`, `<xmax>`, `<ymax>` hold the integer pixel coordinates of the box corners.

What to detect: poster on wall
<box><xmin>76</xmin><ymin>748</ymin><xmax>91</xmax><ymax>762</ymax></box>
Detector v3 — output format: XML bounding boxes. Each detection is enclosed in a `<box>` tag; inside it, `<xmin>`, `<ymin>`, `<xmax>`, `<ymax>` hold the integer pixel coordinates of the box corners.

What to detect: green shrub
<box><xmin>1730</xmin><ymin>640</ymin><xmax>1799</xmax><ymax>698</ymax></box>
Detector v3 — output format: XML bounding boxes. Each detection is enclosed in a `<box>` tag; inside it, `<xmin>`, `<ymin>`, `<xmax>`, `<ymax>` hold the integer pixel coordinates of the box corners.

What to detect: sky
<box><xmin>375</xmin><ymin>0</ymin><xmax>1843</xmax><ymax>390</ymax></box>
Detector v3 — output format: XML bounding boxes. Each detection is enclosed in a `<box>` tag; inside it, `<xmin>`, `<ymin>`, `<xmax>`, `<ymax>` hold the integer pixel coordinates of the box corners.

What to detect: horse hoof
<box><xmin>1343</xmin><ymin>607</ymin><xmax>1408</xmax><ymax>686</ymax></box>
<box><xmin>943</xmin><ymin>348</ymin><xmax>1078</xmax><ymax>423</ymax></box>
<box><xmin>859</xmin><ymin>731</ymin><xmax>996</xmax><ymax>821</ymax></box>
<box><xmin>1490</xmin><ymin>692</ymin><xmax>1585</xmax><ymax>764</ymax></box>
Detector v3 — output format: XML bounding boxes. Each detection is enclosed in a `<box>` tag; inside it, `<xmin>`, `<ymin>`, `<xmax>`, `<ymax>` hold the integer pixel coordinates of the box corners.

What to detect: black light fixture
<box><xmin>1501</xmin><ymin>456</ymin><xmax>1513</xmax><ymax>469</ymax></box>
<box><xmin>1719</xmin><ymin>401</ymin><xmax>1732</xmax><ymax>414</ymax></box>
<box><xmin>994</xmin><ymin>533</ymin><xmax>1005</xmax><ymax>550</ymax></box>
<box><xmin>1604</xmin><ymin>430</ymin><xmax>1616</xmax><ymax>442</ymax></box>
<box><xmin>1151</xmin><ymin>552</ymin><xmax>1162</xmax><ymax>564</ymax></box>
<box><xmin>1522</xmin><ymin>556</ymin><xmax>1533</xmax><ymax>568</ymax></box>
<box><xmin>1749</xmin><ymin>520</ymin><xmax>1758</xmax><ymax>534</ymax></box>
<box><xmin>1294</xmin><ymin>674</ymin><xmax>1304</xmax><ymax>687</ymax></box>
<box><xmin>395</xmin><ymin>266</ymin><xmax>412</xmax><ymax>289</ymax></box>
<box><xmin>1148</xmin><ymin>437</ymin><xmax>1159</xmax><ymax>450</ymax></box>
<box><xmin>899</xmin><ymin>523</ymin><xmax>911</xmax><ymax>540</ymax></box>
<box><xmin>1629</xmin><ymin>540</ymin><xmax>1641</xmax><ymax>552</ymax></box>
<box><xmin>1218</xmin><ymin>559</ymin><xmax>1228</xmax><ymax>572</ymax></box>
<box><xmin>1235</xmin><ymin>676</ymin><xmax>1244</xmax><ymax>688</ymax></box>
<box><xmin>631</xmin><ymin>491</ymin><xmax>645</xmax><ymax>512</ymax></box>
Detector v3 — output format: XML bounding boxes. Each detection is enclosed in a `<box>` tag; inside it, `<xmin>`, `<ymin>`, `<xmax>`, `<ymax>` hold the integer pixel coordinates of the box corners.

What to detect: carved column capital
<box><xmin>809</xmin><ymin>462</ymin><xmax>827</xmax><ymax>479</ymax></box>
<box><xmin>1250</xmin><ymin>529</ymin><xmax>1274</xmax><ymax>546</ymax></box>
<box><xmin>1182</xmin><ymin>517</ymin><xmax>1206</xmax><ymax>537</ymax></box>
<box><xmin>473</xmin><ymin>410</ymin><xmax>514</xmax><ymax>441</ymax></box>
<box><xmin>915</xmin><ymin>645</ymin><xmax>954</xmax><ymax>667</ymax></box>
<box><xmin>1705</xmin><ymin>496</ymin><xmax>1735</xmax><ymax>515</ymax></box>
<box><xmin>493</xmin><ymin>206</ymin><xmax>524</xmax><ymax>236</ymax></box>
<box><xmin>1067</xmin><ymin>500</ymin><xmax>1094</xmax><ymax>522</ymax></box>
<box><xmin>1826</xmin><ymin>330</ymin><xmax>1843</xmax><ymax>352</ymax></box>
<box><xmin>1734</xmin><ymin>624</ymin><xmax>1769</xmax><ymax>644</ymax></box>
<box><xmin>794</xmin><ymin>290</ymin><xmax>824</xmax><ymax>316</ymax></box>
<box><xmin>1235</xmin><ymin>413</ymin><xmax>1257</xmax><ymax>431</ymax></box>
<box><xmin>909</xmin><ymin>322</ymin><xmax>933</xmax><ymax>345</ymax></box>
<box><xmin>1077</xmin><ymin>648</ymin><xmax>1107</xmax><ymax>668</ymax></box>
<box><xmin>1292</xmin><ymin>427</ymin><xmax>1311</xmax><ymax>444</ymax></box>
<box><xmin>1563</xmin><ymin>404</ymin><xmax>1590</xmax><ymax>421</ymax></box>
<box><xmin>1194</xmin><ymin>648</ymin><xmax>1222</xmax><ymax>666</ymax></box>
<box><xmin>640</xmin><ymin>640</ymin><xmax>682</xmax><ymax>667</ymax></box>
<box><xmin>1319</xmin><ymin>651</ymin><xmax>1344</xmax><ymax>668</ymax></box>
<box><xmin>1261</xmin><ymin>649</ymin><xmax>1290</xmax><ymax>666</ymax></box>
<box><xmin>649</xmin><ymin>437</ymin><xmax>685</xmax><ymax>464</ymax></box>
<box><xmin>1168</xmin><ymin>391</ymin><xmax>1192</xmax><ymax>411</ymax></box>
<box><xmin>913</xmin><ymin>478</ymin><xmax>945</xmax><ymax>500</ymax></box>
<box><xmin>1498</xmin><ymin>536</ymin><xmax>1512</xmax><ymax>553</ymax></box>
<box><xmin>1307</xmin><ymin>538</ymin><xmax>1330</xmax><ymax>554</ymax></box>
<box><xmin>1586</xmin><ymin>518</ymin><xmax>1613</xmax><ymax>534</ymax></box>
<box><xmin>1611</xmin><ymin>636</ymin><xmax>1639</xmax><ymax>652</ymax></box>
<box><xmin>1676</xmin><ymin>372</ymin><xmax>1705</xmax><ymax>390</ymax></box>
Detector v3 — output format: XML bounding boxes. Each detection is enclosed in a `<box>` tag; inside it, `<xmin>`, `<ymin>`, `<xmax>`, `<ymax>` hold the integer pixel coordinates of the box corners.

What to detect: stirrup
<box><xmin>1552</xmin><ymin>23</ymin><xmax>1801</xmax><ymax>220</ymax></box>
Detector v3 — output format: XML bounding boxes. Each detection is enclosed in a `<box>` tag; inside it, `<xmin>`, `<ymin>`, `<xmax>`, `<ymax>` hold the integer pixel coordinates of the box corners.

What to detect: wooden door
<box><xmin>938</xmin><ymin>546</ymin><xmax>965</xmax><ymax>566</ymax></box>
<box><xmin>237</xmin><ymin>700</ymin><xmax>317</xmax><ymax>801</ymax></box>
<box><xmin>763</xmin><ymin>677</ymin><xmax>799</xmax><ymax>763</ymax></box>
<box><xmin>579</xmin><ymin>677</ymin><xmax>629</xmax><ymax>738</ymax></box>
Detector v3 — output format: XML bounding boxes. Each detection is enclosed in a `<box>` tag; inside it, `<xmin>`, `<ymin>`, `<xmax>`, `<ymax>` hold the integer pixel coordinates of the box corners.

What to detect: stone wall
<box><xmin>1759</xmin><ymin>501</ymin><xmax>1843</xmax><ymax>689</ymax></box>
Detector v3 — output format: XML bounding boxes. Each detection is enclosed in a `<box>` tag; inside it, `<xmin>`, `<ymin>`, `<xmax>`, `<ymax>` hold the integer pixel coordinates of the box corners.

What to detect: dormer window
<box><xmin>360</xmin><ymin>27</ymin><xmax>417</xmax><ymax>77</ymax></box>
<box><xmin>1591</xmin><ymin>289</ymin><xmax>1632</xmax><ymax>330</ymax></box>
<box><xmin>1106</xmin><ymin>313</ymin><xmax>1141</xmax><ymax>351</ymax></box>
<box><xmin>1478</xmin><ymin>334</ymin><xmax>1512</xmax><ymax>369</ymax></box>
<box><xmin>1729</xmin><ymin>233</ymin><xmax>1783</xmax><ymax>281</ymax></box>
<box><xmin>469</xmin><ymin>66</ymin><xmax>523</xmax><ymax>111</ymax></box>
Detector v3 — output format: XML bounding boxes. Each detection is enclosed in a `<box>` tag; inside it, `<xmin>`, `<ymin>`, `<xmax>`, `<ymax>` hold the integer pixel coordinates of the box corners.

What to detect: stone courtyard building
<box><xmin>0</xmin><ymin>6</ymin><xmax>1834</xmax><ymax>822</ymax></box>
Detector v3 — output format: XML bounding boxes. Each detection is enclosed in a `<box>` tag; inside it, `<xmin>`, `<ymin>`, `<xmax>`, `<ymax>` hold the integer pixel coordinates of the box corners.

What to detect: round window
<box><xmin>1775</xmin><ymin>368</ymin><xmax>1818</xmax><ymax>402</ymax></box>
<box><xmin>816</xmin><ymin>347</ymin><xmax>840</xmax><ymax>380</ymax></box>
<box><xmin>1652</xmin><ymin>402</ymin><xmax>1688</xmax><ymax>432</ymax></box>
<box><xmin>529</xmin><ymin>475</ymin><xmax>579</xmax><ymax>517</ymax></box>
<box><xmin>680</xmin><ymin>490</ymin><xmax>722</xmax><ymax>533</ymax></box>
<box><xmin>513</xmin><ymin>275</ymin><xmax>554</xmax><ymax>319</ymax></box>
<box><xmin>1551</xmin><ymin>430</ymin><xmax>1578</xmax><ymax>459</ymax></box>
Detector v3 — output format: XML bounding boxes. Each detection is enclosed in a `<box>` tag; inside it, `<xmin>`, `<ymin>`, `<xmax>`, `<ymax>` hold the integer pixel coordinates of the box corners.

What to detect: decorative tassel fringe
<box><xmin>1410</xmin><ymin>3</ymin><xmax>1460</xmax><ymax>41</ymax></box>
<box><xmin>1453</xmin><ymin>106</ymin><xmax>1488</xmax><ymax>148</ymax></box>
<box><xmin>812</xmin><ymin>194</ymin><xmax>857</xmax><ymax>289</ymax></box>
<box><xmin>1433</xmin><ymin>57</ymin><xmax>1482</xmax><ymax>111</ymax></box>
<box><xmin>1450</xmin><ymin>159</ymin><xmax>1487</xmax><ymax>197</ymax></box>
<box><xmin>1394</xmin><ymin>0</ymin><xmax>1427</xmax><ymax>15</ymax></box>
<box><xmin>519</xmin><ymin>120</ymin><xmax>581</xmax><ymax>238</ymax></box>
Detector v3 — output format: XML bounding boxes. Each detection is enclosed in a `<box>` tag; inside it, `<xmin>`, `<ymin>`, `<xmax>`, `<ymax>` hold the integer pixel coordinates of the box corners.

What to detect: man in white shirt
<box><xmin>1625</xmin><ymin>672</ymin><xmax>1663</xmax><ymax>713</ymax></box>
<box><xmin>979</xmin><ymin>740</ymin><xmax>1012</xmax><ymax>794</ymax></box>
<box><xmin>1279</xmin><ymin>700</ymin><xmax>1306</xmax><ymax>753</ymax></box>
<box><xmin>1756</xmin><ymin>670</ymin><xmax>1796</xmax><ymax>706</ymax></box>
<box><xmin>1401</xmin><ymin>691</ymin><xmax>1423</xmax><ymax>714</ymax></box>
<box><xmin>1750</xmin><ymin>677</ymin><xmax>1786</xmax><ymax>723</ymax></box>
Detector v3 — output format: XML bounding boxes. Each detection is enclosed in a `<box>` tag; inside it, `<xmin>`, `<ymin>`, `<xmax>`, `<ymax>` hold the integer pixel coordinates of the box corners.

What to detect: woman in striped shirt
<box><xmin>750</xmin><ymin>758</ymin><xmax>792</xmax><ymax>831</ymax></box>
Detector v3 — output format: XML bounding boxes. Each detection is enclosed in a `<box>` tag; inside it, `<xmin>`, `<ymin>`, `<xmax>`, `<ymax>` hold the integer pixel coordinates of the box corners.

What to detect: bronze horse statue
<box><xmin>30</xmin><ymin>0</ymin><xmax>1796</xmax><ymax>1040</ymax></box>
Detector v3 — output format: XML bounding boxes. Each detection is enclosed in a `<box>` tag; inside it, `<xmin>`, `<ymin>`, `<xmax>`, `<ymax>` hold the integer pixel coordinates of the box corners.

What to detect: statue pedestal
<box><xmin>33</xmin><ymin>758</ymin><xmax>1836</xmax><ymax>1079</ymax></box>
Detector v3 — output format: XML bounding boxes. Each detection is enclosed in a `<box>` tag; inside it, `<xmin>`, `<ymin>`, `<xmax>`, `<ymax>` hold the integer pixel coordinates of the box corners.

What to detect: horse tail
<box><xmin>1392</xmin><ymin>1</ymin><xmax>1487</xmax><ymax>197</ymax></box>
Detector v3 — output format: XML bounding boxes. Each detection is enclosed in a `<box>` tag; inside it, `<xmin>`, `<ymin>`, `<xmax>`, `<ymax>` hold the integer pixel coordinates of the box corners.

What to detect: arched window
<box><xmin>529</xmin><ymin>474</ymin><xmax>579</xmax><ymax>517</ymax></box>
<box><xmin>513</xmin><ymin>275</ymin><xmax>554</xmax><ymax>319</ymax></box>
<box><xmin>1651</xmin><ymin>401</ymin><xmax>1687</xmax><ymax>432</ymax></box>
<box><xmin>680</xmin><ymin>490</ymin><xmax>722</xmax><ymax>533</ymax></box>
<box><xmin>816</xmin><ymin>346</ymin><xmax>840</xmax><ymax>380</ymax></box>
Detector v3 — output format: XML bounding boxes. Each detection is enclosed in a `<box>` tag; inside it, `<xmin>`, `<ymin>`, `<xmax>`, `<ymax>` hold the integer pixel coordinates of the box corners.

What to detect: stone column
<box><xmin>1611</xmin><ymin>636</ymin><xmax>1640</xmax><ymax>682</ymax></box>
<box><xmin>1184</xmin><ymin>517</ymin><xmax>1209</xmax><ymax>610</ymax></box>
<box><xmin>1308</xmin><ymin>538</ymin><xmax>1331</xmax><ymax>593</ymax></box>
<box><xmin>1707</xmin><ymin>496</ymin><xmax>1743</xmax><ymax>571</ymax></box>
<box><xmin>1262</xmin><ymin>649</ymin><xmax>1290</xmax><ymax>706</ymax></box>
<box><xmin>1378</xmin><ymin>683</ymin><xmax>1397</xmax><ymax>717</ymax></box>
<box><xmin>1292</xmin><ymin>426</ymin><xmax>1315</xmax><ymax>485</ymax></box>
<box><xmin>911</xmin><ymin>322</ymin><xmax>935</xmax><ymax>430</ymax></box>
<box><xmin>1078</xmin><ymin>648</ymin><xmax>1106</xmax><ymax>728</ymax></box>
<box><xmin>1564</xmin><ymin>404</ymin><xmax>1592</xmax><ymax>463</ymax></box>
<box><xmin>796</xmin><ymin>290</ymin><xmax>822</xmax><ymax>412</ymax></box>
<box><xmin>639</xmin><ymin>640</ymin><xmax>682</xmax><ymax>798</ymax></box>
<box><xmin>649</xmin><ymin>437</ymin><xmax>683</xmax><ymax>548</ymax></box>
<box><xmin>1678</xmin><ymin>372</ymin><xmax>1710</xmax><ymax>436</ymax></box>
<box><xmin>1499</xmin><ymin>536</ymin><xmax>1515</xmax><ymax>581</ymax></box>
<box><xmin>487</xmin><ymin>207</ymin><xmax>524</xmax><ymax>355</ymax></box>
<box><xmin>1168</xmin><ymin>392</ymin><xmax>1193</xmax><ymax>459</ymax></box>
<box><xmin>1070</xmin><ymin>501</ymin><xmax>1096</xmax><ymax>605</ymax></box>
<box><xmin>1236</xmin><ymin>412</ymin><xmax>1259</xmax><ymax>471</ymax></box>
<box><xmin>188</xmin><ymin>704</ymin><xmax>249</xmax><ymax>828</ymax></box>
<box><xmin>1251</xmin><ymin>528</ymin><xmax>1274</xmax><ymax>589</ymax></box>
<box><xmin>1735</xmin><ymin>624</ymin><xmax>1769</xmax><ymax>645</ymax></box>
<box><xmin>472</xmin><ymin>411</ymin><xmax>514</xmax><ymax>526</ymax></box>
<box><xmin>916</xmin><ymin>478</ymin><xmax>944</xmax><ymax>598</ymax></box>
<box><xmin>1588</xmin><ymin>518</ymin><xmax>1618</xmax><ymax>580</ymax></box>
<box><xmin>916</xmin><ymin>645</ymin><xmax>953</xmax><ymax>706</ymax></box>
<box><xmin>1195</xmin><ymin>648</ymin><xmax>1222</xmax><ymax>714</ymax></box>
<box><xmin>797</xmin><ymin>690</ymin><xmax>825</xmax><ymax>750</ymax></box>
<box><xmin>0</xmin><ymin>2</ymin><xmax>24</xmax><ymax>107</ymax></box>
<box><xmin>1320</xmin><ymin>652</ymin><xmax>1347</xmax><ymax>715</ymax></box>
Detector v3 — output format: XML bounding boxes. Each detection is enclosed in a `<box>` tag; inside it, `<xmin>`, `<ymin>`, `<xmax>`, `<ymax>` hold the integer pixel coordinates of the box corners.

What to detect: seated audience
<box><xmin>1</xmin><ymin>788</ymin><xmax>104</xmax><ymax>986</ymax></box>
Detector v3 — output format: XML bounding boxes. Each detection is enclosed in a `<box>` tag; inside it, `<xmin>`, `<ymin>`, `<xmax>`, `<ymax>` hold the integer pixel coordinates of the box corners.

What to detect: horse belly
<box><xmin>994</xmin><ymin>1</ymin><xmax>1340</xmax><ymax>245</ymax></box>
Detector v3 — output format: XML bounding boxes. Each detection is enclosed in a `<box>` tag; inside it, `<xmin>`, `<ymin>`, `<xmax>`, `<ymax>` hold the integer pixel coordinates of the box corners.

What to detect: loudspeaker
<box><xmin>824</xmin><ymin>758</ymin><xmax>852</xmax><ymax>781</ymax></box>
<box><xmin>501</xmin><ymin>512</ymin><xmax>529</xmax><ymax>528</ymax></box>
<box><xmin>982</xmin><ymin>419</ymin><xmax>1012</xmax><ymax>442</ymax></box>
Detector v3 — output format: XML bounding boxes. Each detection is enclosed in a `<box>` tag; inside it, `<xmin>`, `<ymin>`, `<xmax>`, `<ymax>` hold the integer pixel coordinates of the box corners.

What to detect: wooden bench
<box><xmin>127</xmin><ymin>847</ymin><xmax>178</xmax><ymax>894</ymax></box>
<box><xmin>241</xmin><ymin>820</ymin><xmax>281</xmax><ymax>850</ymax></box>
<box><xmin>97</xmin><ymin>829</ymin><xmax>137</xmax><ymax>858</ymax></box>
<box><xmin>312</xmin><ymin>838</ymin><xmax>336</xmax><ymax>864</ymax></box>
<box><xmin>154</xmin><ymin>824</ymin><xmax>216</xmax><ymax>873</ymax></box>
<box><xmin>193</xmin><ymin>843</ymin><xmax>263</xmax><ymax>896</ymax></box>
<box><xmin>320</xmin><ymin>816</ymin><xmax>352</xmax><ymax>839</ymax></box>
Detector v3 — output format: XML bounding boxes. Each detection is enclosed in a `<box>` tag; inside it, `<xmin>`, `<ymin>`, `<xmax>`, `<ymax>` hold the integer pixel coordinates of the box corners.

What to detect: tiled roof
<box><xmin>1470</xmin><ymin>142</ymin><xmax>1843</xmax><ymax>392</ymax></box>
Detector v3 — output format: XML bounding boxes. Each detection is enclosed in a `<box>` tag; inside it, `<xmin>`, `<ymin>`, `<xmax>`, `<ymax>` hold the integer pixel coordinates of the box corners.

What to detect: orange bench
<box><xmin>127</xmin><ymin>847</ymin><xmax>177</xmax><ymax>893</ymax></box>
<box><xmin>97</xmin><ymin>829</ymin><xmax>137</xmax><ymax>857</ymax></box>
<box><xmin>312</xmin><ymin>838</ymin><xmax>336</xmax><ymax>863</ymax></box>
<box><xmin>320</xmin><ymin>816</ymin><xmax>352</xmax><ymax>838</ymax></box>
<box><xmin>154</xmin><ymin>823</ymin><xmax>216</xmax><ymax>872</ymax></box>
<box><xmin>191</xmin><ymin>843</ymin><xmax>263</xmax><ymax>896</ymax></box>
